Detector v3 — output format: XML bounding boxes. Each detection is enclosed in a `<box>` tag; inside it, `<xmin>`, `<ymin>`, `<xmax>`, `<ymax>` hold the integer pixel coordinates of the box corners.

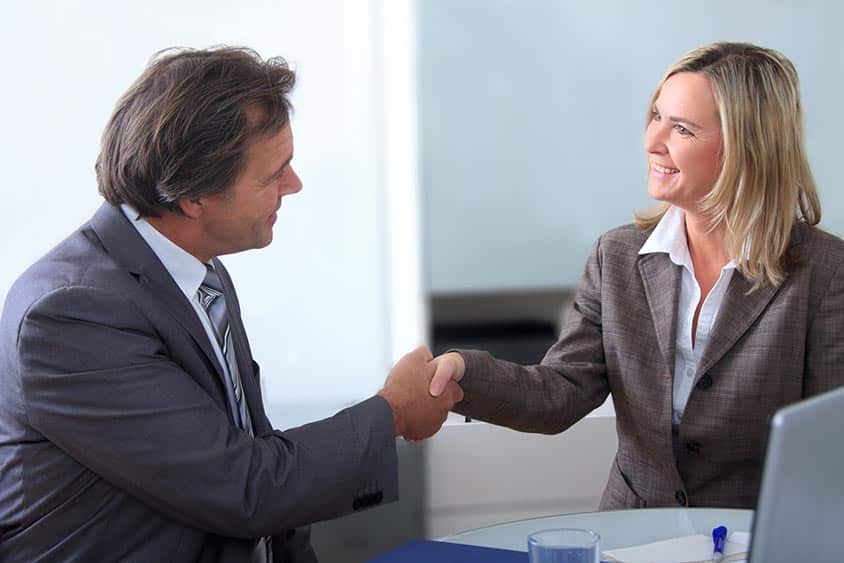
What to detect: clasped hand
<box><xmin>377</xmin><ymin>347</ymin><xmax>467</xmax><ymax>441</ymax></box>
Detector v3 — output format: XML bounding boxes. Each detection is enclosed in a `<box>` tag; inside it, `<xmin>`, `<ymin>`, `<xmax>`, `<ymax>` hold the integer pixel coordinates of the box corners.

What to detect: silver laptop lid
<box><xmin>750</xmin><ymin>385</ymin><xmax>844</xmax><ymax>562</ymax></box>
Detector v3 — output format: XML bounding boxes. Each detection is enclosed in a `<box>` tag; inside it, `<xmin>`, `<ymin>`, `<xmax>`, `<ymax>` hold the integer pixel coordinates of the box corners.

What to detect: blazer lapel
<box><xmin>637</xmin><ymin>252</ymin><xmax>683</xmax><ymax>379</ymax></box>
<box><xmin>695</xmin><ymin>271</ymin><xmax>781</xmax><ymax>382</ymax></box>
<box><xmin>88</xmin><ymin>203</ymin><xmax>227</xmax><ymax>382</ymax></box>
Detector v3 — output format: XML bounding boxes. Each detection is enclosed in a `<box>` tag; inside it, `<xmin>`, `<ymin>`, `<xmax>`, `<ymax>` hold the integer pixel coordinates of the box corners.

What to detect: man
<box><xmin>0</xmin><ymin>47</ymin><xmax>461</xmax><ymax>562</ymax></box>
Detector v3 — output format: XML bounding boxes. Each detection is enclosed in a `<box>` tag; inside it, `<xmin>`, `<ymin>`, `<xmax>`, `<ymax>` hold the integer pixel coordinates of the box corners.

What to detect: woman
<box><xmin>428</xmin><ymin>42</ymin><xmax>844</xmax><ymax>510</ymax></box>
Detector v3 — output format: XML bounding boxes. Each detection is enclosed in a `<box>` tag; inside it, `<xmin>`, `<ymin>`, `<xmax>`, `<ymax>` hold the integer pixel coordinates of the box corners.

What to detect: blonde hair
<box><xmin>634</xmin><ymin>42</ymin><xmax>820</xmax><ymax>289</ymax></box>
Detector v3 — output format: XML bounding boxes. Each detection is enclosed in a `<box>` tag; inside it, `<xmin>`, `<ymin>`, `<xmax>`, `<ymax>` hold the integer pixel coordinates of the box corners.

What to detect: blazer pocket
<box><xmin>601</xmin><ymin>457</ymin><xmax>647</xmax><ymax>510</ymax></box>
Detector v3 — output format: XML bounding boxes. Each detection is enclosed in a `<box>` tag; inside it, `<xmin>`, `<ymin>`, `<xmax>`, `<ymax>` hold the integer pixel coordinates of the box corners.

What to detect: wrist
<box><xmin>377</xmin><ymin>390</ymin><xmax>405</xmax><ymax>437</ymax></box>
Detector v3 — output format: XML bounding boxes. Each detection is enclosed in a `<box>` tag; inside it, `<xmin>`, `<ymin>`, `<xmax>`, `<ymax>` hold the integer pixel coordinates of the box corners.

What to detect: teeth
<box><xmin>653</xmin><ymin>164</ymin><xmax>680</xmax><ymax>174</ymax></box>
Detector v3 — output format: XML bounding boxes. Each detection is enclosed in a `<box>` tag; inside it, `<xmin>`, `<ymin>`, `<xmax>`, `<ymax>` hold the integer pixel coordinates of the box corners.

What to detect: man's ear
<box><xmin>178</xmin><ymin>198</ymin><xmax>204</xmax><ymax>219</ymax></box>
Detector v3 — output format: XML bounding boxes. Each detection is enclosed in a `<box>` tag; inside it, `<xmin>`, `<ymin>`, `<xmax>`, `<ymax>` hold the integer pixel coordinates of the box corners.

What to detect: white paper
<box><xmin>603</xmin><ymin>532</ymin><xmax>751</xmax><ymax>563</ymax></box>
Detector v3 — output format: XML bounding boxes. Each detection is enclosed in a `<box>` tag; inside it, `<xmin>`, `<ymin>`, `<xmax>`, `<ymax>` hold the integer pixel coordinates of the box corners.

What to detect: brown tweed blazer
<box><xmin>455</xmin><ymin>221</ymin><xmax>844</xmax><ymax>510</ymax></box>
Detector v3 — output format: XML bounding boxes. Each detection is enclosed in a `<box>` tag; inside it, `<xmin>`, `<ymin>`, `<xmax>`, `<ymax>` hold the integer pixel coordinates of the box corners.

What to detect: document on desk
<box><xmin>602</xmin><ymin>532</ymin><xmax>750</xmax><ymax>563</ymax></box>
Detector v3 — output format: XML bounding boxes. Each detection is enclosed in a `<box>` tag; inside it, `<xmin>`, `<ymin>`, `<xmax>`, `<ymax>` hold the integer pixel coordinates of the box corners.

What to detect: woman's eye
<box><xmin>675</xmin><ymin>124</ymin><xmax>692</xmax><ymax>137</ymax></box>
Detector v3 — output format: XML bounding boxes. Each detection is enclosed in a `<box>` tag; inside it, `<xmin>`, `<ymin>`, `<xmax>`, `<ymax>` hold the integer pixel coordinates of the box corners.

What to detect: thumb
<box><xmin>429</xmin><ymin>355</ymin><xmax>457</xmax><ymax>397</ymax></box>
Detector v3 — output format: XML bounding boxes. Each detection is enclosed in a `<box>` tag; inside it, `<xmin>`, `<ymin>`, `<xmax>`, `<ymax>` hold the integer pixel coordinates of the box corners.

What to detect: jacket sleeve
<box><xmin>453</xmin><ymin>236</ymin><xmax>610</xmax><ymax>433</ymax></box>
<box><xmin>16</xmin><ymin>284</ymin><xmax>398</xmax><ymax>539</ymax></box>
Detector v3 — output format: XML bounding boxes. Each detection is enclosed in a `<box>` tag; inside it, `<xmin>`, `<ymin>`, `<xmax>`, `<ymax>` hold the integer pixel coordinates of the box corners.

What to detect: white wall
<box><xmin>0</xmin><ymin>0</ymin><xmax>425</xmax><ymax>430</ymax></box>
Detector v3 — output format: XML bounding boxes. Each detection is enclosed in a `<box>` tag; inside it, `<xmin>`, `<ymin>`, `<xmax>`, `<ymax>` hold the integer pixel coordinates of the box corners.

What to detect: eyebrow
<box><xmin>653</xmin><ymin>104</ymin><xmax>704</xmax><ymax>131</ymax></box>
<box><xmin>263</xmin><ymin>153</ymin><xmax>294</xmax><ymax>184</ymax></box>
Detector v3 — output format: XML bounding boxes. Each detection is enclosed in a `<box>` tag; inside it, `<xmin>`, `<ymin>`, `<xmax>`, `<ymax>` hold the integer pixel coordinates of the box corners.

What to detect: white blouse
<box><xmin>638</xmin><ymin>206</ymin><xmax>736</xmax><ymax>428</ymax></box>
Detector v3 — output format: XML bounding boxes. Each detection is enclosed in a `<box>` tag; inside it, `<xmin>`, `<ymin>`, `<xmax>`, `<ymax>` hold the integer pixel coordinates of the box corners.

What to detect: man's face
<box><xmin>198</xmin><ymin>124</ymin><xmax>301</xmax><ymax>256</ymax></box>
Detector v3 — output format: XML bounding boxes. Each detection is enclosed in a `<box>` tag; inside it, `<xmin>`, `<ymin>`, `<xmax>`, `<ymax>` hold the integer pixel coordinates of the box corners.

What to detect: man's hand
<box><xmin>377</xmin><ymin>346</ymin><xmax>463</xmax><ymax>441</ymax></box>
<box><xmin>429</xmin><ymin>352</ymin><xmax>466</xmax><ymax>398</ymax></box>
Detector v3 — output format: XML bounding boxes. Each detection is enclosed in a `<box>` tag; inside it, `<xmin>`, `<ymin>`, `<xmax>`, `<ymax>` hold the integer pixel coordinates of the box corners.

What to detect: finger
<box><xmin>443</xmin><ymin>380</ymin><xmax>463</xmax><ymax>405</ymax></box>
<box><xmin>429</xmin><ymin>359</ymin><xmax>454</xmax><ymax>397</ymax></box>
<box><xmin>421</xmin><ymin>355</ymin><xmax>438</xmax><ymax>378</ymax></box>
<box><xmin>450</xmin><ymin>381</ymin><xmax>464</xmax><ymax>404</ymax></box>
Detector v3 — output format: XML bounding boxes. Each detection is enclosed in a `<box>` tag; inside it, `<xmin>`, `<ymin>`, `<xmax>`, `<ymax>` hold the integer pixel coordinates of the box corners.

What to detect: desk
<box><xmin>442</xmin><ymin>508</ymin><xmax>753</xmax><ymax>552</ymax></box>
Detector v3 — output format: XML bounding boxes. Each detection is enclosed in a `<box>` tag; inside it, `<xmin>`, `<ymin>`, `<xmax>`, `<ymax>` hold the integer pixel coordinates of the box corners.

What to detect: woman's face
<box><xmin>644</xmin><ymin>71</ymin><xmax>723</xmax><ymax>211</ymax></box>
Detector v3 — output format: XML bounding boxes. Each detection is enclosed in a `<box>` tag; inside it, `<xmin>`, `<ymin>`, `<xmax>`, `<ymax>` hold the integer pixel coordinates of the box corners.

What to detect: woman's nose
<box><xmin>644</xmin><ymin>121</ymin><xmax>667</xmax><ymax>155</ymax></box>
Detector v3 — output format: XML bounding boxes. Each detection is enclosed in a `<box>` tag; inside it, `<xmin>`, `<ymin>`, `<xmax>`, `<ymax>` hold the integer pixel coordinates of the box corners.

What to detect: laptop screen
<box><xmin>749</xmin><ymin>385</ymin><xmax>844</xmax><ymax>562</ymax></box>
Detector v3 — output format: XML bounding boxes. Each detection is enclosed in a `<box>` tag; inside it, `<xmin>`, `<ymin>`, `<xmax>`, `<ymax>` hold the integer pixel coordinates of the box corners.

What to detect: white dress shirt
<box><xmin>638</xmin><ymin>206</ymin><xmax>736</xmax><ymax>429</ymax></box>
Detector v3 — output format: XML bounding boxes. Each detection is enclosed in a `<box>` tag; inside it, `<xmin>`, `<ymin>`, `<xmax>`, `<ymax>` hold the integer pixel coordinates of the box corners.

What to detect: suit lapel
<box><xmin>637</xmin><ymin>252</ymin><xmax>682</xmax><ymax>379</ymax></box>
<box><xmin>696</xmin><ymin>223</ymin><xmax>803</xmax><ymax>379</ymax></box>
<box><xmin>88</xmin><ymin>204</ymin><xmax>227</xmax><ymax>383</ymax></box>
<box><xmin>89</xmin><ymin>204</ymin><xmax>268</xmax><ymax>432</ymax></box>
<box><xmin>694</xmin><ymin>271</ymin><xmax>781</xmax><ymax>382</ymax></box>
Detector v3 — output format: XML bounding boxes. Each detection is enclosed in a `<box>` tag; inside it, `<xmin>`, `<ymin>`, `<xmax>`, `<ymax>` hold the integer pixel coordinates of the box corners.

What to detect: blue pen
<box><xmin>712</xmin><ymin>525</ymin><xmax>727</xmax><ymax>561</ymax></box>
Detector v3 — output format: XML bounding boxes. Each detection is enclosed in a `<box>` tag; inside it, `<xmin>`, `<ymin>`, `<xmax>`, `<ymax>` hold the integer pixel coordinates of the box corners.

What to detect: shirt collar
<box><xmin>120</xmin><ymin>204</ymin><xmax>208</xmax><ymax>300</ymax></box>
<box><xmin>638</xmin><ymin>206</ymin><xmax>736</xmax><ymax>273</ymax></box>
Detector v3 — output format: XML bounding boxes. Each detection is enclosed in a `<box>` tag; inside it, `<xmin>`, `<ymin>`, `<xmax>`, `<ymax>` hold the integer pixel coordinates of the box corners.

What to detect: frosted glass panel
<box><xmin>419</xmin><ymin>0</ymin><xmax>844</xmax><ymax>292</ymax></box>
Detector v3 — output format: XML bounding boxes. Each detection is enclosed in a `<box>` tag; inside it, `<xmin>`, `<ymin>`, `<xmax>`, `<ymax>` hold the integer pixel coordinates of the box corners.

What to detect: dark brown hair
<box><xmin>96</xmin><ymin>46</ymin><xmax>295</xmax><ymax>216</ymax></box>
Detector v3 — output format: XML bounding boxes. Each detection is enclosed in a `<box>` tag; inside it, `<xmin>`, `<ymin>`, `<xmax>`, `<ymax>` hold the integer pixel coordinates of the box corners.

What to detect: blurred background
<box><xmin>2</xmin><ymin>1</ymin><xmax>842</xmax><ymax>560</ymax></box>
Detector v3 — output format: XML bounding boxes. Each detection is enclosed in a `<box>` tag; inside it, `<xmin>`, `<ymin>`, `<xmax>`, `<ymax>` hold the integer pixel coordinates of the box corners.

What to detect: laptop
<box><xmin>749</xmin><ymin>385</ymin><xmax>844</xmax><ymax>562</ymax></box>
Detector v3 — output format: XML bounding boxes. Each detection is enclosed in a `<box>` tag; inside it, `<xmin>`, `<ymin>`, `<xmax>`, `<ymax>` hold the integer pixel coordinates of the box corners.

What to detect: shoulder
<box><xmin>791</xmin><ymin>223</ymin><xmax>844</xmax><ymax>278</ymax></box>
<box><xmin>780</xmin><ymin>223</ymin><xmax>844</xmax><ymax>311</ymax></box>
<box><xmin>794</xmin><ymin>223</ymin><xmax>844</xmax><ymax>261</ymax></box>
<box><xmin>7</xmin><ymin>277</ymin><xmax>154</xmax><ymax>382</ymax></box>
<box><xmin>600</xmin><ymin>223</ymin><xmax>650</xmax><ymax>248</ymax></box>
<box><xmin>589</xmin><ymin>223</ymin><xmax>651</xmax><ymax>265</ymax></box>
<box><xmin>2</xmin><ymin>225</ymin><xmax>132</xmax><ymax>336</ymax></box>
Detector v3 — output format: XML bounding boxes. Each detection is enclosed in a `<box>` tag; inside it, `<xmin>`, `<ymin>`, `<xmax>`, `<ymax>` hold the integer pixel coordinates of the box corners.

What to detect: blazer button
<box><xmin>675</xmin><ymin>490</ymin><xmax>687</xmax><ymax>506</ymax></box>
<box><xmin>686</xmin><ymin>441</ymin><xmax>701</xmax><ymax>455</ymax></box>
<box><xmin>697</xmin><ymin>374</ymin><xmax>713</xmax><ymax>390</ymax></box>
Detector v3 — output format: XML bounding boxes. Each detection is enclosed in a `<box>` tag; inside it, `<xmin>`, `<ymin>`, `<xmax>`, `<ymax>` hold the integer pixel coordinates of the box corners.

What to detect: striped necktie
<box><xmin>197</xmin><ymin>265</ymin><xmax>252</xmax><ymax>432</ymax></box>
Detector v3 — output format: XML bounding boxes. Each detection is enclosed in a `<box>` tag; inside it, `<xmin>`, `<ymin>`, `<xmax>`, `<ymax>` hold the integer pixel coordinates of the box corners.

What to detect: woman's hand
<box><xmin>429</xmin><ymin>352</ymin><xmax>466</xmax><ymax>398</ymax></box>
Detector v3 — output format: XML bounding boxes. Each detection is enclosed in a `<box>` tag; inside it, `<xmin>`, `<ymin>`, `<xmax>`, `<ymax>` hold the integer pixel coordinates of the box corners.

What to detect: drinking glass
<box><xmin>527</xmin><ymin>528</ymin><xmax>601</xmax><ymax>563</ymax></box>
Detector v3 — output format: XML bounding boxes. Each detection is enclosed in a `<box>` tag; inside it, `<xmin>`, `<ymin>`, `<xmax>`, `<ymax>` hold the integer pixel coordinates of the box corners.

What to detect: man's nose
<box><xmin>281</xmin><ymin>168</ymin><xmax>303</xmax><ymax>196</ymax></box>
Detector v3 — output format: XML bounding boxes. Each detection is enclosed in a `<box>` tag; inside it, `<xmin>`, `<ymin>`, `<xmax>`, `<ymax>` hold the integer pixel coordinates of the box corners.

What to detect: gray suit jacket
<box><xmin>0</xmin><ymin>203</ymin><xmax>398</xmax><ymax>562</ymax></box>
<box><xmin>455</xmin><ymin>222</ymin><xmax>844</xmax><ymax>510</ymax></box>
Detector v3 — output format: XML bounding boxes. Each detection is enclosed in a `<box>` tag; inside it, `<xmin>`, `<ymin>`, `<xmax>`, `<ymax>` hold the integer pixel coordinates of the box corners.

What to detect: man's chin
<box><xmin>223</xmin><ymin>231</ymin><xmax>274</xmax><ymax>255</ymax></box>
<box><xmin>258</xmin><ymin>232</ymin><xmax>274</xmax><ymax>248</ymax></box>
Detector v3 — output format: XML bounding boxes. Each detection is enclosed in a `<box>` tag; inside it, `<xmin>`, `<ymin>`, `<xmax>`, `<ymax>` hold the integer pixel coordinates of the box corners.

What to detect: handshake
<box><xmin>376</xmin><ymin>347</ymin><xmax>468</xmax><ymax>441</ymax></box>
